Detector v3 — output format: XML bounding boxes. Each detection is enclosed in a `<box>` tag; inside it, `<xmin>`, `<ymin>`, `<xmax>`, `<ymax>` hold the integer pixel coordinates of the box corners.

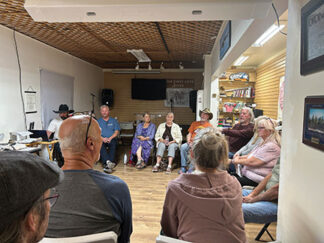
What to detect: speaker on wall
<box><xmin>102</xmin><ymin>89</ymin><xmax>114</xmax><ymax>107</ymax></box>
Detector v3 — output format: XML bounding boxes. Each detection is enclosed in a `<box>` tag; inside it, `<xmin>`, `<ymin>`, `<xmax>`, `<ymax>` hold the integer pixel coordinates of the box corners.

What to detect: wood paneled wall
<box><xmin>254</xmin><ymin>51</ymin><xmax>286</xmax><ymax>119</ymax></box>
<box><xmin>104</xmin><ymin>72</ymin><xmax>203</xmax><ymax>125</ymax></box>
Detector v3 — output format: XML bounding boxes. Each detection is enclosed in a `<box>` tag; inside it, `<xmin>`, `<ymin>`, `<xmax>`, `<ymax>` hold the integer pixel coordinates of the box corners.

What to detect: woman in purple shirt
<box><xmin>131</xmin><ymin>113</ymin><xmax>156</xmax><ymax>169</ymax></box>
<box><xmin>232</xmin><ymin>117</ymin><xmax>281</xmax><ymax>187</ymax></box>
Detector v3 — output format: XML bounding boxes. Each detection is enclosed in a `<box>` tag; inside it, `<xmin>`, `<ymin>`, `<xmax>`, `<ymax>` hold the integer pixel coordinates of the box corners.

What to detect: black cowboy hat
<box><xmin>53</xmin><ymin>104</ymin><xmax>74</xmax><ymax>114</ymax></box>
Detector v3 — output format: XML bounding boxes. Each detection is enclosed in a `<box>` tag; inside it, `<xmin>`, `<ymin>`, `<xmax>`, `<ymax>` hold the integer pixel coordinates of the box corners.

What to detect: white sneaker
<box><xmin>106</xmin><ymin>160</ymin><xmax>116</xmax><ymax>169</ymax></box>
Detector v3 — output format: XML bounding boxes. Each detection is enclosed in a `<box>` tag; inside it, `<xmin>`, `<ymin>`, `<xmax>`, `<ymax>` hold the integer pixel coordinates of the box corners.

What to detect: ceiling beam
<box><xmin>154</xmin><ymin>22</ymin><xmax>170</xmax><ymax>54</ymax></box>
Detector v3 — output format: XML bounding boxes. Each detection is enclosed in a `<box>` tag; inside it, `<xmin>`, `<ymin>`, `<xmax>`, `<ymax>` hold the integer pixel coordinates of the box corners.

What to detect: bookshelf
<box><xmin>218</xmin><ymin>70</ymin><xmax>256</xmax><ymax>126</ymax></box>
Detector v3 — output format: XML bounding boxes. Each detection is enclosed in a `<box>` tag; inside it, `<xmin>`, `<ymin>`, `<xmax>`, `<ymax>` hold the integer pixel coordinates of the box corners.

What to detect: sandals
<box><xmin>152</xmin><ymin>165</ymin><xmax>159</xmax><ymax>172</ymax></box>
<box><xmin>136</xmin><ymin>161</ymin><xmax>146</xmax><ymax>169</ymax></box>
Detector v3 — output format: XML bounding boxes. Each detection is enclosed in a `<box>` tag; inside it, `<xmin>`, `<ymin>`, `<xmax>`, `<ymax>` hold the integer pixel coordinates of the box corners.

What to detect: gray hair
<box><xmin>60</xmin><ymin>115</ymin><xmax>99</xmax><ymax>152</ymax></box>
<box><xmin>192</xmin><ymin>127</ymin><xmax>229</xmax><ymax>170</ymax></box>
<box><xmin>166</xmin><ymin>112</ymin><xmax>174</xmax><ymax>117</ymax></box>
<box><xmin>241</xmin><ymin>107</ymin><xmax>255</xmax><ymax>123</ymax></box>
<box><xmin>100</xmin><ymin>105</ymin><xmax>109</xmax><ymax>110</ymax></box>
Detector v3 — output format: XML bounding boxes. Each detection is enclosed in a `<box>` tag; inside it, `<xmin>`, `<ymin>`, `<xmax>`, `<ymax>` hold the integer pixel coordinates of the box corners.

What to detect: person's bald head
<box><xmin>59</xmin><ymin>115</ymin><xmax>101</xmax><ymax>153</ymax></box>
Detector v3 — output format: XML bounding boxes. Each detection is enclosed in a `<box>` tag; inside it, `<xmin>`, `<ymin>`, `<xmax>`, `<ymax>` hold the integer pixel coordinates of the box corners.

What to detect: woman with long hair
<box><xmin>232</xmin><ymin>117</ymin><xmax>281</xmax><ymax>187</ymax></box>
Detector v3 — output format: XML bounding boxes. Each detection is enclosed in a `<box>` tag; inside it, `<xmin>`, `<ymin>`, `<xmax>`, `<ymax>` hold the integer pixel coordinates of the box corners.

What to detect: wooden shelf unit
<box><xmin>218</xmin><ymin>70</ymin><xmax>256</xmax><ymax>126</ymax></box>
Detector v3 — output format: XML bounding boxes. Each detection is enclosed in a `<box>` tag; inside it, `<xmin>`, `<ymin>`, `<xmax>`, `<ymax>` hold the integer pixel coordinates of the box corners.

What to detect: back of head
<box><xmin>59</xmin><ymin>115</ymin><xmax>100</xmax><ymax>152</ymax></box>
<box><xmin>192</xmin><ymin>128</ymin><xmax>229</xmax><ymax>170</ymax></box>
<box><xmin>0</xmin><ymin>151</ymin><xmax>63</xmax><ymax>239</ymax></box>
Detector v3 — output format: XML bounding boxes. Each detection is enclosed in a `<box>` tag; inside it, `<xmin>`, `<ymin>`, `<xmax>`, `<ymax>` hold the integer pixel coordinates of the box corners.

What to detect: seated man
<box><xmin>47</xmin><ymin>104</ymin><xmax>73</xmax><ymax>167</ymax></box>
<box><xmin>179</xmin><ymin>108</ymin><xmax>213</xmax><ymax>174</ymax></box>
<box><xmin>242</xmin><ymin>159</ymin><xmax>280</xmax><ymax>223</ymax></box>
<box><xmin>46</xmin><ymin>115</ymin><xmax>132</xmax><ymax>243</ymax></box>
<box><xmin>218</xmin><ymin>107</ymin><xmax>255</xmax><ymax>159</ymax></box>
<box><xmin>153</xmin><ymin>112</ymin><xmax>182</xmax><ymax>173</ymax></box>
<box><xmin>98</xmin><ymin>105</ymin><xmax>120</xmax><ymax>173</ymax></box>
<box><xmin>0</xmin><ymin>151</ymin><xmax>63</xmax><ymax>243</ymax></box>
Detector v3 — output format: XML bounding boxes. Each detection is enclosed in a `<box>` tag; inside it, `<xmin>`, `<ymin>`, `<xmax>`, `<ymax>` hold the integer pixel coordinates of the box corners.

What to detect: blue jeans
<box><xmin>180</xmin><ymin>143</ymin><xmax>190</xmax><ymax>167</ymax></box>
<box><xmin>100</xmin><ymin>139</ymin><xmax>117</xmax><ymax>165</ymax></box>
<box><xmin>242</xmin><ymin>189</ymin><xmax>278</xmax><ymax>223</ymax></box>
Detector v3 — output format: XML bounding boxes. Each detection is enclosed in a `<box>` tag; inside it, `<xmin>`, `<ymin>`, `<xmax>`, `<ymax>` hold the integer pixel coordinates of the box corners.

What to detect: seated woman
<box><xmin>153</xmin><ymin>112</ymin><xmax>182</xmax><ymax>173</ymax></box>
<box><xmin>130</xmin><ymin>113</ymin><xmax>156</xmax><ymax>169</ymax></box>
<box><xmin>161</xmin><ymin>128</ymin><xmax>246</xmax><ymax>243</ymax></box>
<box><xmin>232</xmin><ymin>117</ymin><xmax>281</xmax><ymax>187</ymax></box>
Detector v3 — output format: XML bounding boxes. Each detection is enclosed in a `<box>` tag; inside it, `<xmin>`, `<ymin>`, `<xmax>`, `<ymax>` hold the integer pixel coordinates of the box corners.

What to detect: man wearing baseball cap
<box><xmin>0</xmin><ymin>151</ymin><xmax>63</xmax><ymax>243</ymax></box>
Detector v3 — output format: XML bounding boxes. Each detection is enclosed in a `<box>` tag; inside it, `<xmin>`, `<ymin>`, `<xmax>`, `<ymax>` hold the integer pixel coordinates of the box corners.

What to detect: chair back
<box><xmin>156</xmin><ymin>235</ymin><xmax>191</xmax><ymax>243</ymax></box>
<box><xmin>40</xmin><ymin>231</ymin><xmax>118</xmax><ymax>243</ymax></box>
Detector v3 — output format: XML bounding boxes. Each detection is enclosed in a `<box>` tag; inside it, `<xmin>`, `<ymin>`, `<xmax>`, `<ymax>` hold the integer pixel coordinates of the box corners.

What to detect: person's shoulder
<box><xmin>158</xmin><ymin>122</ymin><xmax>166</xmax><ymax>128</ymax></box>
<box><xmin>88</xmin><ymin>170</ymin><xmax>129</xmax><ymax>189</ymax></box>
<box><xmin>173</xmin><ymin>123</ymin><xmax>181</xmax><ymax>128</ymax></box>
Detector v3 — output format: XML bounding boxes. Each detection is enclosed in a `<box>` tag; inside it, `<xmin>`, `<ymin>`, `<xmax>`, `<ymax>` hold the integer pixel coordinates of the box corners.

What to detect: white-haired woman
<box><xmin>161</xmin><ymin>128</ymin><xmax>246</xmax><ymax>243</ymax></box>
<box><xmin>153</xmin><ymin>112</ymin><xmax>182</xmax><ymax>173</ymax></box>
<box><xmin>232</xmin><ymin>117</ymin><xmax>281</xmax><ymax>187</ymax></box>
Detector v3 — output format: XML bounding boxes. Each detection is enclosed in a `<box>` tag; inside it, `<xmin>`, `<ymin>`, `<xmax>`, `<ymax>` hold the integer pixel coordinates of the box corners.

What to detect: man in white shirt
<box><xmin>47</xmin><ymin>104</ymin><xmax>73</xmax><ymax>167</ymax></box>
<box><xmin>47</xmin><ymin>104</ymin><xmax>72</xmax><ymax>139</ymax></box>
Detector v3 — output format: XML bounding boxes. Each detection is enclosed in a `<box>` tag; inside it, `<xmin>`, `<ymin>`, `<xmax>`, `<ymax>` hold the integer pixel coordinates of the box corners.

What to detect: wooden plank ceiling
<box><xmin>0</xmin><ymin>0</ymin><xmax>222</xmax><ymax>69</ymax></box>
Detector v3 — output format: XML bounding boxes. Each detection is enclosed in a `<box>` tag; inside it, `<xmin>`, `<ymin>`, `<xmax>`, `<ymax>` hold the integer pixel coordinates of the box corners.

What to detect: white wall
<box><xmin>277</xmin><ymin>0</ymin><xmax>324</xmax><ymax>242</ymax></box>
<box><xmin>0</xmin><ymin>25</ymin><xmax>103</xmax><ymax>142</ymax></box>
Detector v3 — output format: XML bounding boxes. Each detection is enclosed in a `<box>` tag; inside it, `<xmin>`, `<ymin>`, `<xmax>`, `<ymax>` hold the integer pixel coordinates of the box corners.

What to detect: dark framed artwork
<box><xmin>303</xmin><ymin>96</ymin><xmax>324</xmax><ymax>152</ymax></box>
<box><xmin>300</xmin><ymin>0</ymin><xmax>324</xmax><ymax>75</ymax></box>
<box><xmin>219</xmin><ymin>21</ymin><xmax>231</xmax><ymax>60</ymax></box>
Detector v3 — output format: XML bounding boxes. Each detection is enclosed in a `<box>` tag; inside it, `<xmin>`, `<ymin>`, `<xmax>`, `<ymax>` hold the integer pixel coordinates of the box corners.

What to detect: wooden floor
<box><xmin>94</xmin><ymin>146</ymin><xmax>276</xmax><ymax>243</ymax></box>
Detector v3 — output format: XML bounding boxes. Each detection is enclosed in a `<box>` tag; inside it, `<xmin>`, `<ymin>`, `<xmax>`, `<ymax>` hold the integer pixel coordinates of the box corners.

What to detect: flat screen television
<box><xmin>131</xmin><ymin>78</ymin><xmax>166</xmax><ymax>100</ymax></box>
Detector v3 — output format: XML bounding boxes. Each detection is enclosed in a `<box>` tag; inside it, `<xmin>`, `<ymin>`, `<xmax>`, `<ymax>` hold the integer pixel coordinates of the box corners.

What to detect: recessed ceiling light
<box><xmin>86</xmin><ymin>12</ymin><xmax>96</xmax><ymax>17</ymax></box>
<box><xmin>192</xmin><ymin>10</ymin><xmax>202</xmax><ymax>15</ymax></box>
<box><xmin>127</xmin><ymin>49</ymin><xmax>151</xmax><ymax>63</ymax></box>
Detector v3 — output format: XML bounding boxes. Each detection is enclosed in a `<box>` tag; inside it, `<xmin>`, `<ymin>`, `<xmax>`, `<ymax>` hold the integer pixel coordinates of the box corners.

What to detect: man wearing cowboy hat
<box><xmin>47</xmin><ymin>104</ymin><xmax>74</xmax><ymax>139</ymax></box>
<box><xmin>47</xmin><ymin>104</ymin><xmax>74</xmax><ymax>167</ymax></box>
<box><xmin>179</xmin><ymin>108</ymin><xmax>213</xmax><ymax>174</ymax></box>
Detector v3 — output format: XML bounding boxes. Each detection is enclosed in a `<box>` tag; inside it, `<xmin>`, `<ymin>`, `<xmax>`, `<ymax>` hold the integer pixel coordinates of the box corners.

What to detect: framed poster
<box><xmin>302</xmin><ymin>96</ymin><xmax>324</xmax><ymax>152</ymax></box>
<box><xmin>25</xmin><ymin>90</ymin><xmax>37</xmax><ymax>114</ymax></box>
<box><xmin>164</xmin><ymin>88</ymin><xmax>192</xmax><ymax>107</ymax></box>
<box><xmin>300</xmin><ymin>0</ymin><xmax>324</xmax><ymax>75</ymax></box>
<box><xmin>219</xmin><ymin>21</ymin><xmax>231</xmax><ymax>60</ymax></box>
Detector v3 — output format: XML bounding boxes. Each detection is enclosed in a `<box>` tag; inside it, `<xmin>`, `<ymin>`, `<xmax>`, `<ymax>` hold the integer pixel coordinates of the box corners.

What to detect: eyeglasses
<box><xmin>84</xmin><ymin>111</ymin><xmax>93</xmax><ymax>145</ymax></box>
<box><xmin>44</xmin><ymin>188</ymin><xmax>59</xmax><ymax>208</ymax></box>
<box><xmin>257</xmin><ymin>127</ymin><xmax>266</xmax><ymax>130</ymax></box>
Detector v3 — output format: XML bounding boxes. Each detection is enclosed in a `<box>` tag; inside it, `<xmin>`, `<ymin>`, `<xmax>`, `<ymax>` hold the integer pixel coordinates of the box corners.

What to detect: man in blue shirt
<box><xmin>98</xmin><ymin>105</ymin><xmax>120</xmax><ymax>173</ymax></box>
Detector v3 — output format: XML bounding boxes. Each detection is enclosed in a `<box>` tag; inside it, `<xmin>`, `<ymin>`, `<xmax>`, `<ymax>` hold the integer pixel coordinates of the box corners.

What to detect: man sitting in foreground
<box><xmin>46</xmin><ymin>115</ymin><xmax>132</xmax><ymax>243</ymax></box>
<box><xmin>242</xmin><ymin>159</ymin><xmax>280</xmax><ymax>223</ymax></box>
<box><xmin>0</xmin><ymin>151</ymin><xmax>63</xmax><ymax>243</ymax></box>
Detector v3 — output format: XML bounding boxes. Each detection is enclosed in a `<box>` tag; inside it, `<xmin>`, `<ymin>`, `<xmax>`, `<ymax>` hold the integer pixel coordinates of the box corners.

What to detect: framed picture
<box><xmin>25</xmin><ymin>90</ymin><xmax>37</xmax><ymax>114</ymax></box>
<box><xmin>300</xmin><ymin>0</ymin><xmax>324</xmax><ymax>75</ymax></box>
<box><xmin>302</xmin><ymin>96</ymin><xmax>324</xmax><ymax>152</ymax></box>
<box><xmin>219</xmin><ymin>21</ymin><xmax>231</xmax><ymax>60</ymax></box>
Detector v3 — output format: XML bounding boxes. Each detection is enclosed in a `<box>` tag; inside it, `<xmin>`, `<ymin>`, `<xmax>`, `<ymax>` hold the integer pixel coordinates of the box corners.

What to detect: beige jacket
<box><xmin>155</xmin><ymin>122</ymin><xmax>182</xmax><ymax>147</ymax></box>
